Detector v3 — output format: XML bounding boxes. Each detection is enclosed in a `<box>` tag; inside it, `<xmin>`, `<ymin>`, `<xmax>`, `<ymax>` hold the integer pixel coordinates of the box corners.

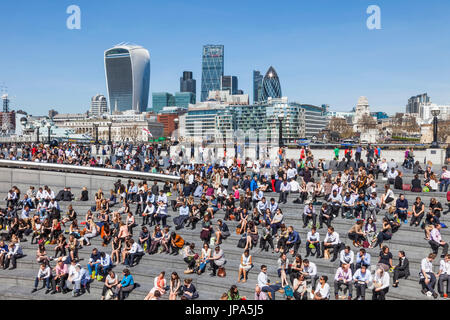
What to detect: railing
<box><xmin>0</xmin><ymin>160</ymin><xmax>180</xmax><ymax>183</ymax></box>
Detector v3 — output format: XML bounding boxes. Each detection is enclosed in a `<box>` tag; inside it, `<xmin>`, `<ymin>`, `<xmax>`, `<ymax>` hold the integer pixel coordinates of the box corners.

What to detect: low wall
<box><xmin>0</xmin><ymin>160</ymin><xmax>179</xmax><ymax>200</ymax></box>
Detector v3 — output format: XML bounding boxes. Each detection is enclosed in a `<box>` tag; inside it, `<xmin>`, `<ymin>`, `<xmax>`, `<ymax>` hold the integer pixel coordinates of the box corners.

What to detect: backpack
<box><xmin>284</xmin><ymin>285</ymin><xmax>294</xmax><ymax>298</ymax></box>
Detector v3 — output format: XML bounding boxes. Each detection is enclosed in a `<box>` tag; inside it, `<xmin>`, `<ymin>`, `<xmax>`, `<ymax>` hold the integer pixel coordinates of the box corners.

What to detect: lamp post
<box><xmin>93</xmin><ymin>123</ymin><xmax>99</xmax><ymax>145</ymax></box>
<box><xmin>256</xmin><ymin>130</ymin><xmax>260</xmax><ymax>160</ymax></box>
<box><xmin>35</xmin><ymin>123</ymin><xmax>40</xmax><ymax>144</ymax></box>
<box><xmin>107</xmin><ymin>122</ymin><xmax>112</xmax><ymax>146</ymax></box>
<box><xmin>278</xmin><ymin>113</ymin><xmax>284</xmax><ymax>148</ymax></box>
<box><xmin>173</xmin><ymin>118</ymin><xmax>179</xmax><ymax>141</ymax></box>
<box><xmin>46</xmin><ymin>122</ymin><xmax>51</xmax><ymax>143</ymax></box>
<box><xmin>430</xmin><ymin>109</ymin><xmax>440</xmax><ymax>149</ymax></box>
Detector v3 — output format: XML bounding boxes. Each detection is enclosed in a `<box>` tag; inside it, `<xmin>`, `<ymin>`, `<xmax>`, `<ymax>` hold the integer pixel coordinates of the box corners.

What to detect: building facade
<box><xmin>90</xmin><ymin>94</ymin><xmax>108</xmax><ymax>117</ymax></box>
<box><xmin>104</xmin><ymin>44</ymin><xmax>150</xmax><ymax>113</ymax></box>
<box><xmin>152</xmin><ymin>92</ymin><xmax>175</xmax><ymax>114</ymax></box>
<box><xmin>261</xmin><ymin>66</ymin><xmax>282</xmax><ymax>101</ymax></box>
<box><xmin>201</xmin><ymin>45</ymin><xmax>224</xmax><ymax>102</ymax></box>
<box><xmin>407</xmin><ymin>93</ymin><xmax>430</xmax><ymax>114</ymax></box>
<box><xmin>180</xmin><ymin>71</ymin><xmax>196</xmax><ymax>102</ymax></box>
<box><xmin>253</xmin><ymin>70</ymin><xmax>263</xmax><ymax>104</ymax></box>
<box><xmin>220</xmin><ymin>76</ymin><xmax>238</xmax><ymax>95</ymax></box>
<box><xmin>174</xmin><ymin>92</ymin><xmax>195</xmax><ymax>109</ymax></box>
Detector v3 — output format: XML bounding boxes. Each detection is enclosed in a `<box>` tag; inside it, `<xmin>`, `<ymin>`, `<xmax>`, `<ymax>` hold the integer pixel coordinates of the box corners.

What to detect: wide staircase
<box><xmin>0</xmin><ymin>170</ymin><xmax>448</xmax><ymax>300</ymax></box>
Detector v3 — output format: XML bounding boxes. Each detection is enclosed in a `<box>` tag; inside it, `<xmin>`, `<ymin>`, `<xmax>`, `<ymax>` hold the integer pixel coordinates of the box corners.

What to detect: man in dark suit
<box><xmin>392</xmin><ymin>250</ymin><xmax>410</xmax><ymax>287</ymax></box>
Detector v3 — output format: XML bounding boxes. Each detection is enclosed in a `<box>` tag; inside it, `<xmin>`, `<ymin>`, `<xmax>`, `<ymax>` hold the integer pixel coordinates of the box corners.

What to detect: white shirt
<box><xmin>439</xmin><ymin>259</ymin><xmax>450</xmax><ymax>275</ymax></box>
<box><xmin>353</xmin><ymin>269</ymin><xmax>372</xmax><ymax>283</ymax></box>
<box><xmin>430</xmin><ymin>228</ymin><xmax>442</xmax><ymax>243</ymax></box>
<box><xmin>340</xmin><ymin>250</ymin><xmax>355</xmax><ymax>265</ymax></box>
<box><xmin>421</xmin><ymin>258</ymin><xmax>434</xmax><ymax>274</ymax></box>
<box><xmin>324</xmin><ymin>232</ymin><xmax>340</xmax><ymax>245</ymax></box>
<box><xmin>289</xmin><ymin>180</ymin><xmax>300</xmax><ymax>192</ymax></box>
<box><xmin>303</xmin><ymin>262</ymin><xmax>317</xmax><ymax>276</ymax></box>
<box><xmin>129</xmin><ymin>242</ymin><xmax>144</xmax><ymax>254</ymax></box>
<box><xmin>373</xmin><ymin>271</ymin><xmax>389</xmax><ymax>289</ymax></box>
<box><xmin>334</xmin><ymin>267</ymin><xmax>352</xmax><ymax>282</ymax></box>
<box><xmin>307</xmin><ymin>231</ymin><xmax>320</xmax><ymax>242</ymax></box>
<box><xmin>257</xmin><ymin>272</ymin><xmax>269</xmax><ymax>288</ymax></box>
<box><xmin>314</xmin><ymin>282</ymin><xmax>330</xmax><ymax>299</ymax></box>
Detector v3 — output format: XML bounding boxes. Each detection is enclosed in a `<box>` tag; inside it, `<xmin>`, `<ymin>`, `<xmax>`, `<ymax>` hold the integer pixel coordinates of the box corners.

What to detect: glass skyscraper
<box><xmin>253</xmin><ymin>70</ymin><xmax>263</xmax><ymax>104</ymax></box>
<box><xmin>152</xmin><ymin>92</ymin><xmax>175</xmax><ymax>114</ymax></box>
<box><xmin>261</xmin><ymin>66</ymin><xmax>282</xmax><ymax>101</ymax></box>
<box><xmin>201</xmin><ymin>45</ymin><xmax>224</xmax><ymax>102</ymax></box>
<box><xmin>104</xmin><ymin>44</ymin><xmax>150</xmax><ymax>113</ymax></box>
<box><xmin>220</xmin><ymin>76</ymin><xmax>238</xmax><ymax>95</ymax></box>
<box><xmin>175</xmin><ymin>92</ymin><xmax>195</xmax><ymax>109</ymax></box>
<box><xmin>180</xmin><ymin>71</ymin><xmax>196</xmax><ymax>102</ymax></box>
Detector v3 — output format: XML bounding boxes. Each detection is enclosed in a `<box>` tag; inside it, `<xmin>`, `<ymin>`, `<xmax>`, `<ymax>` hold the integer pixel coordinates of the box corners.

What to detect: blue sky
<box><xmin>1</xmin><ymin>0</ymin><xmax>450</xmax><ymax>115</ymax></box>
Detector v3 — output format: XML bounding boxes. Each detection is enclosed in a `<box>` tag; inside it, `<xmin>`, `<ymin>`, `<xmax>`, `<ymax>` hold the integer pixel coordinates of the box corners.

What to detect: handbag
<box><xmin>237</xmin><ymin>238</ymin><xmax>246</xmax><ymax>248</ymax></box>
<box><xmin>236</xmin><ymin>227</ymin><xmax>241</xmax><ymax>235</ymax></box>
<box><xmin>362</xmin><ymin>240</ymin><xmax>370</xmax><ymax>248</ymax></box>
<box><xmin>217</xmin><ymin>267</ymin><xmax>226</xmax><ymax>277</ymax></box>
<box><xmin>402</xmin><ymin>184</ymin><xmax>411</xmax><ymax>191</ymax></box>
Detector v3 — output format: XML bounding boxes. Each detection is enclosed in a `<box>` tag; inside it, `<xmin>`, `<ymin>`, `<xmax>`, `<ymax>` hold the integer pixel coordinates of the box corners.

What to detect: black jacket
<box><xmin>396</xmin><ymin>257</ymin><xmax>410</xmax><ymax>278</ymax></box>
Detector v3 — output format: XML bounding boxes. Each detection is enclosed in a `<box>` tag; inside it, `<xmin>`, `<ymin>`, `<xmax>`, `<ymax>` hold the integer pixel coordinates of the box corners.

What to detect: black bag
<box><xmin>237</xmin><ymin>237</ymin><xmax>246</xmax><ymax>248</ymax></box>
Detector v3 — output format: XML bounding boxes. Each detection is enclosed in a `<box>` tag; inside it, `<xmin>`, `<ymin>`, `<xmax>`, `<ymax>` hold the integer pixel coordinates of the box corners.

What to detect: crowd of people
<box><xmin>0</xmin><ymin>142</ymin><xmax>449</xmax><ymax>300</ymax></box>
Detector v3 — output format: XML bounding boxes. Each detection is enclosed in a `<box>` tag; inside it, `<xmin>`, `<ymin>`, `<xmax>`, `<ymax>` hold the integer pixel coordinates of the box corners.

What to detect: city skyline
<box><xmin>2</xmin><ymin>0</ymin><xmax>450</xmax><ymax>115</ymax></box>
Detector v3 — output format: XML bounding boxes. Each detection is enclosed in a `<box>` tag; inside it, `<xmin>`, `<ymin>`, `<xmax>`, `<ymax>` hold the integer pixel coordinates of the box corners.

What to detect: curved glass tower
<box><xmin>261</xmin><ymin>66</ymin><xmax>282</xmax><ymax>101</ymax></box>
<box><xmin>104</xmin><ymin>44</ymin><xmax>150</xmax><ymax>113</ymax></box>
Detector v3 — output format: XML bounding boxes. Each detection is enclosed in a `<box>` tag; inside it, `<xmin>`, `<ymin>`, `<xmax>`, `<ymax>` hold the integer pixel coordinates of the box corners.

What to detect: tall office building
<box><xmin>152</xmin><ymin>92</ymin><xmax>175</xmax><ymax>114</ymax></box>
<box><xmin>180</xmin><ymin>71</ymin><xmax>196</xmax><ymax>102</ymax></box>
<box><xmin>406</xmin><ymin>93</ymin><xmax>430</xmax><ymax>114</ymax></box>
<box><xmin>175</xmin><ymin>92</ymin><xmax>195</xmax><ymax>109</ymax></box>
<box><xmin>261</xmin><ymin>66</ymin><xmax>282</xmax><ymax>101</ymax></box>
<box><xmin>220</xmin><ymin>76</ymin><xmax>238</xmax><ymax>95</ymax></box>
<box><xmin>201</xmin><ymin>45</ymin><xmax>224</xmax><ymax>101</ymax></box>
<box><xmin>104</xmin><ymin>44</ymin><xmax>150</xmax><ymax>113</ymax></box>
<box><xmin>253</xmin><ymin>70</ymin><xmax>263</xmax><ymax>104</ymax></box>
<box><xmin>90</xmin><ymin>94</ymin><xmax>108</xmax><ymax>116</ymax></box>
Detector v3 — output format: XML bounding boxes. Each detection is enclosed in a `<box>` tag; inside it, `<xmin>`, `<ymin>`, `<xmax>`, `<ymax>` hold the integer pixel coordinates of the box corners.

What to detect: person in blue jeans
<box><xmin>32</xmin><ymin>263</ymin><xmax>54</xmax><ymax>294</ymax></box>
<box><xmin>87</xmin><ymin>248</ymin><xmax>101</xmax><ymax>279</ymax></box>
<box><xmin>395</xmin><ymin>194</ymin><xmax>409</xmax><ymax>224</ymax></box>
<box><xmin>257</xmin><ymin>265</ymin><xmax>282</xmax><ymax>300</ymax></box>
<box><xmin>439</xmin><ymin>166</ymin><xmax>450</xmax><ymax>192</ymax></box>
<box><xmin>114</xmin><ymin>268</ymin><xmax>135</xmax><ymax>300</ymax></box>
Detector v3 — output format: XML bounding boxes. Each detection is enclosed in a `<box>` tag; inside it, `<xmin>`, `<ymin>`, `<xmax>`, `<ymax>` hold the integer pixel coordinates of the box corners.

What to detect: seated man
<box><xmin>395</xmin><ymin>194</ymin><xmax>409</xmax><ymax>224</ymax></box>
<box><xmin>353</xmin><ymin>265</ymin><xmax>372</xmax><ymax>300</ymax></box>
<box><xmin>125</xmin><ymin>239</ymin><xmax>144</xmax><ymax>267</ymax></box>
<box><xmin>366</xmin><ymin>192</ymin><xmax>381</xmax><ymax>221</ymax></box>
<box><xmin>320</xmin><ymin>226</ymin><xmax>342</xmax><ymax>262</ymax></box>
<box><xmin>257</xmin><ymin>265</ymin><xmax>283</xmax><ymax>300</ymax></box>
<box><xmin>328</xmin><ymin>189</ymin><xmax>342</xmax><ymax>218</ymax></box>
<box><xmin>437</xmin><ymin>254</ymin><xmax>449</xmax><ymax>298</ymax></box>
<box><xmin>301</xmin><ymin>259</ymin><xmax>319</xmax><ymax>289</ymax></box>
<box><xmin>355</xmin><ymin>248</ymin><xmax>371</xmax><ymax>270</ymax></box>
<box><xmin>302</xmin><ymin>203</ymin><xmax>317</xmax><ymax>228</ymax></box>
<box><xmin>419</xmin><ymin>253</ymin><xmax>438</xmax><ymax>298</ymax></box>
<box><xmin>285</xmin><ymin>226</ymin><xmax>301</xmax><ymax>255</ymax></box>
<box><xmin>341</xmin><ymin>192</ymin><xmax>355</xmax><ymax>219</ymax></box>
<box><xmin>319</xmin><ymin>203</ymin><xmax>333</xmax><ymax>229</ymax></box>
<box><xmin>98</xmin><ymin>252</ymin><xmax>113</xmax><ymax>279</ymax></box>
<box><xmin>429</xmin><ymin>224</ymin><xmax>449</xmax><ymax>258</ymax></box>
<box><xmin>87</xmin><ymin>248</ymin><xmax>101</xmax><ymax>279</ymax></box>
<box><xmin>3</xmin><ymin>241</ymin><xmax>23</xmax><ymax>270</ymax></box>
<box><xmin>354</xmin><ymin>191</ymin><xmax>368</xmax><ymax>220</ymax></box>
<box><xmin>392</xmin><ymin>251</ymin><xmax>410</xmax><ymax>288</ymax></box>
<box><xmin>174</xmin><ymin>202</ymin><xmax>190</xmax><ymax>230</ymax></box>
<box><xmin>306</xmin><ymin>227</ymin><xmax>321</xmax><ymax>258</ymax></box>
<box><xmin>334</xmin><ymin>263</ymin><xmax>353</xmax><ymax>300</ymax></box>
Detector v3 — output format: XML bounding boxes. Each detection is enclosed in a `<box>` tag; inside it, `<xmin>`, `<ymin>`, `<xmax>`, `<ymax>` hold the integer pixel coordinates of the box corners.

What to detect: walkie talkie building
<box><xmin>104</xmin><ymin>44</ymin><xmax>150</xmax><ymax>113</ymax></box>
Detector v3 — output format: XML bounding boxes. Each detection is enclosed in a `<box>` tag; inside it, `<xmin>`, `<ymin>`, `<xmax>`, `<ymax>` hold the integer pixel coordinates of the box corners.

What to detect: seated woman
<box><xmin>277</xmin><ymin>252</ymin><xmax>290</xmax><ymax>287</ymax></box>
<box><xmin>411</xmin><ymin>174</ymin><xmax>422</xmax><ymax>193</ymax></box>
<box><xmin>293</xmin><ymin>273</ymin><xmax>308</xmax><ymax>300</ymax></box>
<box><xmin>347</xmin><ymin>220</ymin><xmax>365</xmax><ymax>247</ymax></box>
<box><xmin>36</xmin><ymin>243</ymin><xmax>50</xmax><ymax>265</ymax></box>
<box><xmin>394</xmin><ymin>172</ymin><xmax>403</xmax><ymax>190</ymax></box>
<box><xmin>371</xmin><ymin>218</ymin><xmax>392</xmax><ymax>249</ymax></box>
<box><xmin>198</xmin><ymin>243</ymin><xmax>211</xmax><ymax>275</ymax></box>
<box><xmin>200</xmin><ymin>215</ymin><xmax>212</xmax><ymax>244</ymax></box>
<box><xmin>410</xmin><ymin>197</ymin><xmax>425</xmax><ymax>227</ymax></box>
<box><xmin>244</xmin><ymin>221</ymin><xmax>258</xmax><ymax>251</ymax></box>
<box><xmin>148</xmin><ymin>225</ymin><xmax>163</xmax><ymax>255</ymax></box>
<box><xmin>238</xmin><ymin>249</ymin><xmax>253</xmax><ymax>283</ymax></box>
<box><xmin>54</xmin><ymin>234</ymin><xmax>67</xmax><ymax>258</ymax></box>
<box><xmin>275</xmin><ymin>224</ymin><xmax>289</xmax><ymax>254</ymax></box>
<box><xmin>377</xmin><ymin>245</ymin><xmax>393</xmax><ymax>272</ymax></box>
<box><xmin>144</xmin><ymin>271</ymin><xmax>167</xmax><ymax>300</ymax></box>
<box><xmin>181</xmin><ymin>278</ymin><xmax>199</xmax><ymax>300</ymax></box>
<box><xmin>227</xmin><ymin>285</ymin><xmax>246</xmax><ymax>300</ymax></box>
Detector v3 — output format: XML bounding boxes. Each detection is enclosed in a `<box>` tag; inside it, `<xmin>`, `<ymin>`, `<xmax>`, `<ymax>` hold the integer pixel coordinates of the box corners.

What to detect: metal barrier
<box><xmin>0</xmin><ymin>159</ymin><xmax>180</xmax><ymax>183</ymax></box>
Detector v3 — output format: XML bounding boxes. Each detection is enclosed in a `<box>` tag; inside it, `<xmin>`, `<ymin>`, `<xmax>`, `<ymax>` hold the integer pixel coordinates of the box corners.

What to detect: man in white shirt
<box><xmin>256</xmin><ymin>197</ymin><xmax>268</xmax><ymax>215</ymax></box>
<box><xmin>125</xmin><ymin>239</ymin><xmax>144</xmax><ymax>267</ymax></box>
<box><xmin>420</xmin><ymin>253</ymin><xmax>438</xmax><ymax>298</ymax></box>
<box><xmin>429</xmin><ymin>224</ymin><xmax>449</xmax><ymax>258</ymax></box>
<box><xmin>372</xmin><ymin>268</ymin><xmax>390</xmax><ymax>300</ymax></box>
<box><xmin>32</xmin><ymin>263</ymin><xmax>53</xmax><ymax>294</ymax></box>
<box><xmin>328</xmin><ymin>189</ymin><xmax>342</xmax><ymax>218</ymax></box>
<box><xmin>341</xmin><ymin>192</ymin><xmax>355</xmax><ymax>219</ymax></box>
<box><xmin>306</xmin><ymin>227</ymin><xmax>321</xmax><ymax>258</ymax></box>
<box><xmin>257</xmin><ymin>265</ymin><xmax>282</xmax><ymax>300</ymax></box>
<box><xmin>278</xmin><ymin>180</ymin><xmax>291</xmax><ymax>204</ymax></box>
<box><xmin>353</xmin><ymin>265</ymin><xmax>372</xmax><ymax>300</ymax></box>
<box><xmin>320</xmin><ymin>226</ymin><xmax>341</xmax><ymax>262</ymax></box>
<box><xmin>302</xmin><ymin>203</ymin><xmax>317</xmax><ymax>228</ymax></box>
<box><xmin>334</xmin><ymin>263</ymin><xmax>353</xmax><ymax>300</ymax></box>
<box><xmin>340</xmin><ymin>246</ymin><xmax>355</xmax><ymax>273</ymax></box>
<box><xmin>289</xmin><ymin>179</ymin><xmax>300</xmax><ymax>193</ymax></box>
<box><xmin>438</xmin><ymin>254</ymin><xmax>449</xmax><ymax>297</ymax></box>
<box><xmin>302</xmin><ymin>259</ymin><xmax>319</xmax><ymax>289</ymax></box>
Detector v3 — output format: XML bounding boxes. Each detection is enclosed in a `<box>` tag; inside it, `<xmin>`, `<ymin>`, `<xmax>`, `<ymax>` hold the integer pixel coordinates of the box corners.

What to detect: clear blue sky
<box><xmin>1</xmin><ymin>0</ymin><xmax>450</xmax><ymax>115</ymax></box>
